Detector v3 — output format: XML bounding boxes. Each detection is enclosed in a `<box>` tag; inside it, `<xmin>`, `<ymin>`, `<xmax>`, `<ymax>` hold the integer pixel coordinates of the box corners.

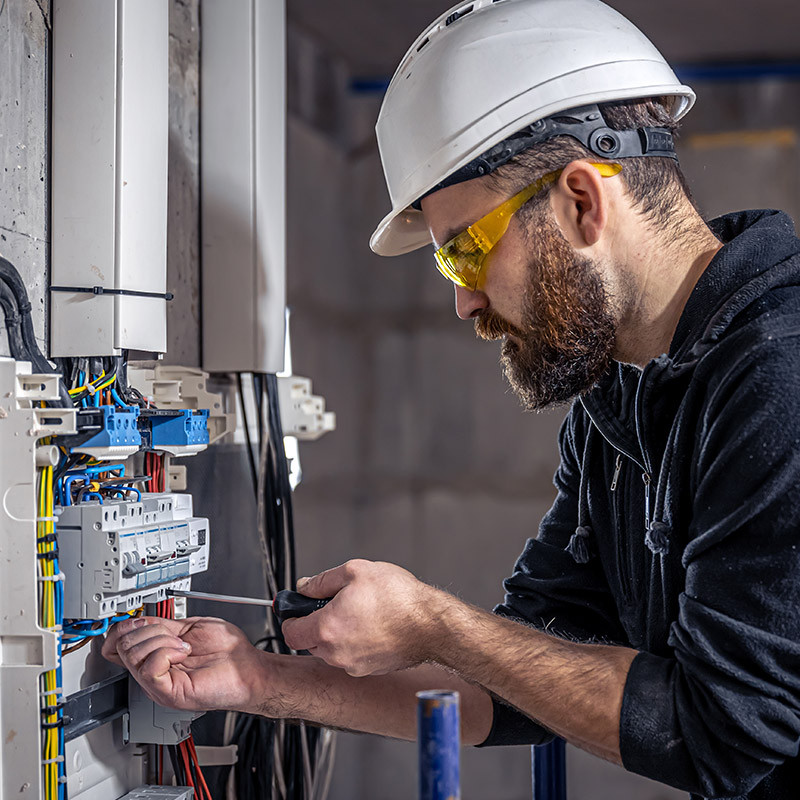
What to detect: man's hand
<box><xmin>281</xmin><ymin>559</ymin><xmax>441</xmax><ymax>677</ymax></box>
<box><xmin>102</xmin><ymin>616</ymin><xmax>267</xmax><ymax>712</ymax></box>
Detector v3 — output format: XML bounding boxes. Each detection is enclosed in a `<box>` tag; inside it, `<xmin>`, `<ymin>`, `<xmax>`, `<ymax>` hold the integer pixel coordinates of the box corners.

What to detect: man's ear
<box><xmin>549</xmin><ymin>160</ymin><xmax>609</xmax><ymax>249</ymax></box>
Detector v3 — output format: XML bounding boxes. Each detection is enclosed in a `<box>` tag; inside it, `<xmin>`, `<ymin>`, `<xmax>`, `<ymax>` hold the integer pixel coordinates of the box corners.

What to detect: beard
<box><xmin>474</xmin><ymin>207</ymin><xmax>617</xmax><ymax>411</ymax></box>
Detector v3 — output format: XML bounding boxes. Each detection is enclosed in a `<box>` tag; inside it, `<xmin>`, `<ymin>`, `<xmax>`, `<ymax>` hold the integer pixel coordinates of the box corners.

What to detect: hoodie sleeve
<box><xmin>480</xmin><ymin>405</ymin><xmax>629</xmax><ymax>747</ymax></box>
<box><xmin>620</xmin><ymin>332</ymin><xmax>800</xmax><ymax>797</ymax></box>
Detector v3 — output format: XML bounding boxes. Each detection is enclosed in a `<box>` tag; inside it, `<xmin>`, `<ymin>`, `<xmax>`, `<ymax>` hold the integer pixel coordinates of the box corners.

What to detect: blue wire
<box><xmin>62</xmin><ymin>466</ymin><xmax>127</xmax><ymax>504</ymax></box>
<box><xmin>114</xmin><ymin>486</ymin><xmax>141</xmax><ymax>501</ymax></box>
<box><xmin>79</xmin><ymin>463</ymin><xmax>126</xmax><ymax>476</ymax></box>
<box><xmin>80</xmin><ymin>492</ymin><xmax>103</xmax><ymax>504</ymax></box>
<box><xmin>111</xmin><ymin>387</ymin><xmax>130</xmax><ymax>408</ymax></box>
<box><xmin>63</xmin><ymin>619</ymin><xmax>108</xmax><ymax>637</ymax></box>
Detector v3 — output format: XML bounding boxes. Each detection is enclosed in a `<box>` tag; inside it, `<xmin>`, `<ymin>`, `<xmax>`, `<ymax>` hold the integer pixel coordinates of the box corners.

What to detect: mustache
<box><xmin>474</xmin><ymin>309</ymin><xmax>525</xmax><ymax>341</ymax></box>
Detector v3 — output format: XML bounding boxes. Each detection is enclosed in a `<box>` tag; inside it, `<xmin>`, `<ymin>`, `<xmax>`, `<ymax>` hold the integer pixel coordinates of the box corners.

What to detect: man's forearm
<box><xmin>428</xmin><ymin>591</ymin><xmax>636</xmax><ymax>763</ymax></box>
<box><xmin>250</xmin><ymin>653</ymin><xmax>495</xmax><ymax>745</ymax></box>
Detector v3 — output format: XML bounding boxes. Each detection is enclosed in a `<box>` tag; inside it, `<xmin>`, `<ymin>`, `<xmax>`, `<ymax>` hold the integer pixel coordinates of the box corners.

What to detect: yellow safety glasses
<box><xmin>433</xmin><ymin>161</ymin><xmax>623</xmax><ymax>291</ymax></box>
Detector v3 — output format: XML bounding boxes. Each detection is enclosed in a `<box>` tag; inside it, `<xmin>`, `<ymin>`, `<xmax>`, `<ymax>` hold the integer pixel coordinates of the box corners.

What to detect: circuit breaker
<box><xmin>57</xmin><ymin>494</ymin><xmax>210</xmax><ymax>619</ymax></box>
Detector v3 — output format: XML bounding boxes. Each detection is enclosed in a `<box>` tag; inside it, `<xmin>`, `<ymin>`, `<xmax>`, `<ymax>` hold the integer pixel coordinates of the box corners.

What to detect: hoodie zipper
<box><xmin>610</xmin><ymin>453</ymin><xmax>632</xmax><ymax>601</ymax></box>
<box><xmin>634</xmin><ymin>362</ymin><xmax>655</xmax><ymax>532</ymax></box>
<box><xmin>610</xmin><ymin>453</ymin><xmax>623</xmax><ymax>491</ymax></box>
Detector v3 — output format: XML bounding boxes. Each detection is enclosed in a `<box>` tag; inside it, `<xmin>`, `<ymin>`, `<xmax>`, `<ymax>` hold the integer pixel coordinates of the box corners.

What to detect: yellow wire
<box><xmin>67</xmin><ymin>369</ymin><xmax>113</xmax><ymax>396</ymax></box>
<box><xmin>37</xmin><ymin>466</ymin><xmax>59</xmax><ymax>799</ymax></box>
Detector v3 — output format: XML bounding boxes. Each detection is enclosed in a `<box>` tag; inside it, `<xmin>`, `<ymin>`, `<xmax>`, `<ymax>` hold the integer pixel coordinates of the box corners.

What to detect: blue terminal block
<box><xmin>71</xmin><ymin>406</ymin><xmax>142</xmax><ymax>456</ymax></box>
<box><xmin>149</xmin><ymin>409</ymin><xmax>210</xmax><ymax>450</ymax></box>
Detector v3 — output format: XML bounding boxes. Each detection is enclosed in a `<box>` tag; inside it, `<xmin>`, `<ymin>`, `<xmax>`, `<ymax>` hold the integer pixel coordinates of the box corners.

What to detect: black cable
<box><xmin>236</xmin><ymin>373</ymin><xmax>258</xmax><ymax>496</ymax></box>
<box><xmin>267</xmin><ymin>373</ymin><xmax>297</xmax><ymax>586</ymax></box>
<box><xmin>167</xmin><ymin>744</ymin><xmax>184</xmax><ymax>785</ymax></box>
<box><xmin>0</xmin><ymin>279</ymin><xmax>27</xmax><ymax>359</ymax></box>
<box><xmin>226</xmin><ymin>374</ymin><xmax>321</xmax><ymax>798</ymax></box>
<box><xmin>253</xmin><ymin>372</ymin><xmax>265</xmax><ymax>453</ymax></box>
<box><xmin>0</xmin><ymin>255</ymin><xmax>72</xmax><ymax>406</ymax></box>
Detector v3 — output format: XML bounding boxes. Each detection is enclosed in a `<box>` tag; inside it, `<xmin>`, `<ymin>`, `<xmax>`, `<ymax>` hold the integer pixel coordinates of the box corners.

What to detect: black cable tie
<box><xmin>4</xmin><ymin>311</ymin><xmax>21</xmax><ymax>328</ymax></box>
<box><xmin>17</xmin><ymin>300</ymin><xmax>32</xmax><ymax>315</ymax></box>
<box><xmin>41</xmin><ymin>718</ymin><xmax>66</xmax><ymax>730</ymax></box>
<box><xmin>37</xmin><ymin>533</ymin><xmax>58</xmax><ymax>543</ymax></box>
<box><xmin>50</xmin><ymin>285</ymin><xmax>174</xmax><ymax>301</ymax></box>
<box><xmin>37</xmin><ymin>548</ymin><xmax>60</xmax><ymax>560</ymax></box>
<box><xmin>41</xmin><ymin>701</ymin><xmax>65</xmax><ymax>715</ymax></box>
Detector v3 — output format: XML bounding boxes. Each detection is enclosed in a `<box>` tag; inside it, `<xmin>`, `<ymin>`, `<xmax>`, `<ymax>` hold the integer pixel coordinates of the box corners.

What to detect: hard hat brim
<box><xmin>370</xmin><ymin>207</ymin><xmax>431</xmax><ymax>257</ymax></box>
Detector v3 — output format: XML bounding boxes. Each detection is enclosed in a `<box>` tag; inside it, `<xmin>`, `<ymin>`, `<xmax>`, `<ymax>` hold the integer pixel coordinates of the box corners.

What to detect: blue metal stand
<box><xmin>418</xmin><ymin>690</ymin><xmax>460</xmax><ymax>800</ymax></box>
<box><xmin>532</xmin><ymin>738</ymin><xmax>566</xmax><ymax>800</ymax></box>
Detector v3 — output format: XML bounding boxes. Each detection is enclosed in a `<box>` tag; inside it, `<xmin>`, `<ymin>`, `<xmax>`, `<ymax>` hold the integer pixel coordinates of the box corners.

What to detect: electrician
<box><xmin>104</xmin><ymin>1</ymin><xmax>800</xmax><ymax>797</ymax></box>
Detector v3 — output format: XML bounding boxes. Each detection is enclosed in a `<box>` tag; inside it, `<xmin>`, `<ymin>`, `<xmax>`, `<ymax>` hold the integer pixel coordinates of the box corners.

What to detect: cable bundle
<box><xmin>37</xmin><ymin>465</ymin><xmax>66</xmax><ymax>800</ymax></box>
<box><xmin>54</xmin><ymin>353</ymin><xmax>145</xmax><ymax>409</ymax></box>
<box><xmin>144</xmin><ymin>451</ymin><xmax>167</xmax><ymax>493</ymax></box>
<box><xmin>224</xmin><ymin>373</ymin><xmax>335</xmax><ymax>800</ymax></box>
<box><xmin>0</xmin><ymin>255</ymin><xmax>72</xmax><ymax>406</ymax></box>
<box><xmin>152</xmin><ymin>593</ymin><xmax>212</xmax><ymax>798</ymax></box>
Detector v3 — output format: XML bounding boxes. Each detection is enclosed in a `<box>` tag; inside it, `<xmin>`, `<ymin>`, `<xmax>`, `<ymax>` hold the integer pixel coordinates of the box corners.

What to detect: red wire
<box><xmin>158</xmin><ymin>745</ymin><xmax>163</xmax><ymax>785</ymax></box>
<box><xmin>188</xmin><ymin>736</ymin><xmax>212</xmax><ymax>800</ymax></box>
<box><xmin>179</xmin><ymin>741</ymin><xmax>195</xmax><ymax>789</ymax></box>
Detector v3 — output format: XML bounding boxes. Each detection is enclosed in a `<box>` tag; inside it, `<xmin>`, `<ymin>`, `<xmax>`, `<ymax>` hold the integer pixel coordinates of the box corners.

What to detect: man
<box><xmin>104</xmin><ymin>1</ymin><xmax>800</xmax><ymax>797</ymax></box>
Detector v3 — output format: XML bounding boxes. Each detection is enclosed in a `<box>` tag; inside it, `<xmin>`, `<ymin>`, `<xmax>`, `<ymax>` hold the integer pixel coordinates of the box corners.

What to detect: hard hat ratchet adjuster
<box><xmin>412</xmin><ymin>104</ymin><xmax>677</xmax><ymax>210</ymax></box>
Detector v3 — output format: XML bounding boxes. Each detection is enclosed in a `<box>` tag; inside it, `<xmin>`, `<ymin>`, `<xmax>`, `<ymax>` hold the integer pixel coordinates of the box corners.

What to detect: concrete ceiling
<box><xmin>288</xmin><ymin>0</ymin><xmax>800</xmax><ymax>78</ymax></box>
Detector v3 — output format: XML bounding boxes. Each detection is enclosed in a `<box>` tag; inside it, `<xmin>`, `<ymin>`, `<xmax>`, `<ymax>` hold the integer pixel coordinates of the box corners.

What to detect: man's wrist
<box><xmin>415</xmin><ymin>585</ymin><xmax>472</xmax><ymax>667</ymax></box>
<box><xmin>245</xmin><ymin>650</ymin><xmax>338</xmax><ymax>724</ymax></box>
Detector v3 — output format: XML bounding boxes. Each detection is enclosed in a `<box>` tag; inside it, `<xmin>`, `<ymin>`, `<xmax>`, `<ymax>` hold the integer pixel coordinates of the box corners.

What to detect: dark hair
<box><xmin>487</xmin><ymin>97</ymin><xmax>698</xmax><ymax>236</ymax></box>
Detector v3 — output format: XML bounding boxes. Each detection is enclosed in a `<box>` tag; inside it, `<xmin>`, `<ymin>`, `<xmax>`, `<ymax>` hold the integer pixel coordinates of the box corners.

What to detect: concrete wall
<box><xmin>0</xmin><ymin>0</ymin><xmax>49</xmax><ymax>358</ymax></box>
<box><xmin>281</xmin><ymin>72</ymin><xmax>800</xmax><ymax>800</ymax></box>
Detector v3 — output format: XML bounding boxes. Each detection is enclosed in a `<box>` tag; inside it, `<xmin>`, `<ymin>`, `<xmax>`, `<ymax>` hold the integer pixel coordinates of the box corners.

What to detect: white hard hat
<box><xmin>369</xmin><ymin>0</ymin><xmax>695</xmax><ymax>257</ymax></box>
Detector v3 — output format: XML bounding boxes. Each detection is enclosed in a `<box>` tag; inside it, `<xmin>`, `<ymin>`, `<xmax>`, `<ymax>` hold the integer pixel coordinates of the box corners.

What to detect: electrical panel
<box><xmin>57</xmin><ymin>494</ymin><xmax>209</xmax><ymax>620</ymax></box>
<box><xmin>0</xmin><ymin>0</ymin><xmax>340</xmax><ymax>795</ymax></box>
<box><xmin>0</xmin><ymin>357</ymin><xmax>221</xmax><ymax>799</ymax></box>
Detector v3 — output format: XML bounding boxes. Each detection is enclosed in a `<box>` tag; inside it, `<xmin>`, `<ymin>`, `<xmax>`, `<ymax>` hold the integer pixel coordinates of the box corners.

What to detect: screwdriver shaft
<box><xmin>168</xmin><ymin>589</ymin><xmax>273</xmax><ymax>607</ymax></box>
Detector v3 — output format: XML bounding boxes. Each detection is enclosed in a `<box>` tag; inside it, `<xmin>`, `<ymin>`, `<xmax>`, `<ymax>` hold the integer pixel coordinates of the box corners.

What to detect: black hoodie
<box><xmin>480</xmin><ymin>210</ymin><xmax>800</xmax><ymax>799</ymax></box>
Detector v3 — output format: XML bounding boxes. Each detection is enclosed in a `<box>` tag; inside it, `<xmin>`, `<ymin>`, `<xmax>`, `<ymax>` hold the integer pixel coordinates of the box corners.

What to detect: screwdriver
<box><xmin>167</xmin><ymin>588</ymin><xmax>331</xmax><ymax>623</ymax></box>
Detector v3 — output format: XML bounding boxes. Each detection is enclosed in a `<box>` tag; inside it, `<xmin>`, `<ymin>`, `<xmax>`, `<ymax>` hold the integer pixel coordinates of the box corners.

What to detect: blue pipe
<box><xmin>350</xmin><ymin>62</ymin><xmax>800</xmax><ymax>95</ymax></box>
<box><xmin>532</xmin><ymin>738</ymin><xmax>567</xmax><ymax>800</ymax></box>
<box><xmin>417</xmin><ymin>690</ymin><xmax>460</xmax><ymax>800</ymax></box>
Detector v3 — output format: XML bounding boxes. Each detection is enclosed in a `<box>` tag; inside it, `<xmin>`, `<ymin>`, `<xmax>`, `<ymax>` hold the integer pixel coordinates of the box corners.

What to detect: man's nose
<box><xmin>454</xmin><ymin>284</ymin><xmax>489</xmax><ymax>320</ymax></box>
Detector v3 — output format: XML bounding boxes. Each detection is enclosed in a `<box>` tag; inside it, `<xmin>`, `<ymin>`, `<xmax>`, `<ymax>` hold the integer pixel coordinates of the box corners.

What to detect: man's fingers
<box><xmin>102</xmin><ymin>617</ymin><xmax>186</xmax><ymax>666</ymax></box>
<box><xmin>137</xmin><ymin>645</ymin><xmax>191</xmax><ymax>688</ymax></box>
<box><xmin>282</xmin><ymin>614</ymin><xmax>325</xmax><ymax>652</ymax></box>
<box><xmin>117</xmin><ymin>632</ymin><xmax>192</xmax><ymax>673</ymax></box>
<box><xmin>296</xmin><ymin>558</ymin><xmax>371</xmax><ymax>599</ymax></box>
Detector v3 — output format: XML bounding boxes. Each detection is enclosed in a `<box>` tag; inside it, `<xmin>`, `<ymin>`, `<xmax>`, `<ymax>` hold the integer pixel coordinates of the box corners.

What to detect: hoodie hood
<box><xmin>670</xmin><ymin>209</ymin><xmax>800</xmax><ymax>364</ymax></box>
<box><xmin>571</xmin><ymin>209</ymin><xmax>800</xmax><ymax>564</ymax></box>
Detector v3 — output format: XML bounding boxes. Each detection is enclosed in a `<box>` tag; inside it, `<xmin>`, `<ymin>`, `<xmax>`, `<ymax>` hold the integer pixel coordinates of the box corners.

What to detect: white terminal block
<box><xmin>277</xmin><ymin>375</ymin><xmax>336</xmax><ymax>441</ymax></box>
<box><xmin>57</xmin><ymin>493</ymin><xmax>209</xmax><ymax>619</ymax></box>
<box><xmin>128</xmin><ymin>680</ymin><xmax>202</xmax><ymax>746</ymax></box>
<box><xmin>116</xmin><ymin>787</ymin><xmax>194</xmax><ymax>800</ymax></box>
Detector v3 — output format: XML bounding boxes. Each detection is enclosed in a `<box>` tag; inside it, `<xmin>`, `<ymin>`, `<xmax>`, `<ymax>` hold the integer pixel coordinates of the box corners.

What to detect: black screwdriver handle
<box><xmin>273</xmin><ymin>590</ymin><xmax>332</xmax><ymax>623</ymax></box>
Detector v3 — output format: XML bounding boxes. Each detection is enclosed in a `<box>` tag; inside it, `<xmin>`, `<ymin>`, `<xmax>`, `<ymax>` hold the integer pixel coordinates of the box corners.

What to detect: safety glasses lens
<box><xmin>434</xmin><ymin>230</ymin><xmax>488</xmax><ymax>290</ymax></box>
